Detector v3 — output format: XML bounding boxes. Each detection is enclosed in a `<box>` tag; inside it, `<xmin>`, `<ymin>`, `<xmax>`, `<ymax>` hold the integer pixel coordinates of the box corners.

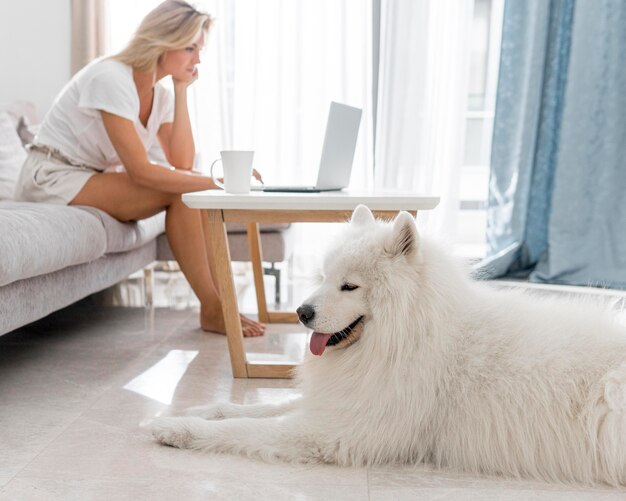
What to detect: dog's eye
<box><xmin>341</xmin><ymin>283</ymin><xmax>359</xmax><ymax>291</ymax></box>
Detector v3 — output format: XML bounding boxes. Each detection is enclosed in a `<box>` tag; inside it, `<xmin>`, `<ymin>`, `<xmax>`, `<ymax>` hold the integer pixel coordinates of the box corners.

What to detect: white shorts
<box><xmin>13</xmin><ymin>150</ymin><xmax>100</xmax><ymax>205</ymax></box>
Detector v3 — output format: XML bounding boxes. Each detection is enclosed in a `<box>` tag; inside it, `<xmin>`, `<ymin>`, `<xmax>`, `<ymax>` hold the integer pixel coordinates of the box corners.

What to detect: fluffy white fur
<box><xmin>151</xmin><ymin>205</ymin><xmax>626</xmax><ymax>486</ymax></box>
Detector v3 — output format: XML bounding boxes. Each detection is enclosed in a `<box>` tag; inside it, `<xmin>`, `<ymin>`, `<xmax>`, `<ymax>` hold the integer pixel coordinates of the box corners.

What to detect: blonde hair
<box><xmin>113</xmin><ymin>0</ymin><xmax>212</xmax><ymax>72</ymax></box>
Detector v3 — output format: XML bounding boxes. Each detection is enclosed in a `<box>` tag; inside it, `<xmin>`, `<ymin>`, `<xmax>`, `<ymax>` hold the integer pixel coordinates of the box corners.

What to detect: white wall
<box><xmin>0</xmin><ymin>0</ymin><xmax>71</xmax><ymax>118</ymax></box>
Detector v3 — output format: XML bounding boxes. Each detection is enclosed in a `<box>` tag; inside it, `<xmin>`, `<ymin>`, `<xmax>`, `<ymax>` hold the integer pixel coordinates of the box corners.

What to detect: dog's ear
<box><xmin>350</xmin><ymin>204</ymin><xmax>376</xmax><ymax>227</ymax></box>
<box><xmin>386</xmin><ymin>211</ymin><xmax>420</xmax><ymax>259</ymax></box>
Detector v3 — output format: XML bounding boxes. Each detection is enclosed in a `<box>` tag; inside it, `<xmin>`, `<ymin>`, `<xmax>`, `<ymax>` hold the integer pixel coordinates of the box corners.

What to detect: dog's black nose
<box><xmin>296</xmin><ymin>304</ymin><xmax>315</xmax><ymax>325</ymax></box>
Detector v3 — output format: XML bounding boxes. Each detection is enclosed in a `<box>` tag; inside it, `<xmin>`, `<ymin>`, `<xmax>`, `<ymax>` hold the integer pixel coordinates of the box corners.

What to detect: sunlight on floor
<box><xmin>123</xmin><ymin>350</ymin><xmax>198</xmax><ymax>405</ymax></box>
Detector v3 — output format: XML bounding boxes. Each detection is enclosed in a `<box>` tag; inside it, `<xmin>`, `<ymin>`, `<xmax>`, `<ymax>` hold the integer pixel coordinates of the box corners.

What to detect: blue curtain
<box><xmin>480</xmin><ymin>0</ymin><xmax>626</xmax><ymax>289</ymax></box>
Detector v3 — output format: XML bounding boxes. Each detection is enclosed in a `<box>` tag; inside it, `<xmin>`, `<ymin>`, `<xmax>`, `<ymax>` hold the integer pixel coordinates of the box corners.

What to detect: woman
<box><xmin>14</xmin><ymin>0</ymin><xmax>265</xmax><ymax>337</ymax></box>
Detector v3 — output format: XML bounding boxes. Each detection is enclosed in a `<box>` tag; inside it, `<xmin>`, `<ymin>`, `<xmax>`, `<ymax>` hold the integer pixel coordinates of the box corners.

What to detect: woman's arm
<box><xmin>158</xmin><ymin>81</ymin><xmax>195</xmax><ymax>170</ymax></box>
<box><xmin>101</xmin><ymin>110</ymin><xmax>217</xmax><ymax>193</ymax></box>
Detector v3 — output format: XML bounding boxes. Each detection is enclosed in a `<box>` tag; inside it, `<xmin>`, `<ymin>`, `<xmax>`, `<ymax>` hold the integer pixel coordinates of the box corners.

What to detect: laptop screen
<box><xmin>315</xmin><ymin>102</ymin><xmax>362</xmax><ymax>189</ymax></box>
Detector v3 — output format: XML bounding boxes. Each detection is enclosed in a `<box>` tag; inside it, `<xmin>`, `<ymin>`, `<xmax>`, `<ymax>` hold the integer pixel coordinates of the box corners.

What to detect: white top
<box><xmin>35</xmin><ymin>57</ymin><xmax>174</xmax><ymax>170</ymax></box>
<box><xmin>182</xmin><ymin>190</ymin><xmax>440</xmax><ymax>211</ymax></box>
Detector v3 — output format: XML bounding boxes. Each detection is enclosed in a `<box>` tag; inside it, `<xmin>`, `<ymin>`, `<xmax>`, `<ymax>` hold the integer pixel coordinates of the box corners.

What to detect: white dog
<box><xmin>151</xmin><ymin>205</ymin><xmax>626</xmax><ymax>486</ymax></box>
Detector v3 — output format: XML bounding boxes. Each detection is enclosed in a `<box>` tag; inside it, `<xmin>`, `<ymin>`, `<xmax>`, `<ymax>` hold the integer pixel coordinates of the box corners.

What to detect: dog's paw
<box><xmin>185</xmin><ymin>403</ymin><xmax>228</xmax><ymax>420</ymax></box>
<box><xmin>150</xmin><ymin>417</ymin><xmax>203</xmax><ymax>449</ymax></box>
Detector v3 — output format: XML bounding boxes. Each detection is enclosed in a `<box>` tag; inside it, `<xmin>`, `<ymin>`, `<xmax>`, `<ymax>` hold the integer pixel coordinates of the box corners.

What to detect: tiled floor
<box><xmin>1</xmin><ymin>272</ymin><xmax>626</xmax><ymax>500</ymax></box>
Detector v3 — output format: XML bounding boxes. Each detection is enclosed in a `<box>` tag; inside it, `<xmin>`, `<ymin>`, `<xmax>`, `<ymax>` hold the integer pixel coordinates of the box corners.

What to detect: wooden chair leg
<box><xmin>143</xmin><ymin>265</ymin><xmax>154</xmax><ymax>309</ymax></box>
<box><xmin>263</xmin><ymin>264</ymin><xmax>281</xmax><ymax>304</ymax></box>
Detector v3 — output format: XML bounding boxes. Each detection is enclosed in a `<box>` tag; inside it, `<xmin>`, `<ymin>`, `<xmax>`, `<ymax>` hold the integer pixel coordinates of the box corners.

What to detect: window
<box><xmin>457</xmin><ymin>0</ymin><xmax>504</xmax><ymax>258</ymax></box>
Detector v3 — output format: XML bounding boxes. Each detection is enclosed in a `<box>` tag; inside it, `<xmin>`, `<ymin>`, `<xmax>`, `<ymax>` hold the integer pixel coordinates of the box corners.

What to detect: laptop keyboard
<box><xmin>260</xmin><ymin>186</ymin><xmax>321</xmax><ymax>193</ymax></box>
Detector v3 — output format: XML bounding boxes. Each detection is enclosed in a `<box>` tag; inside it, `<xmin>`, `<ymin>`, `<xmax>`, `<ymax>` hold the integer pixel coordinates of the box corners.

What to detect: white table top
<box><xmin>182</xmin><ymin>189</ymin><xmax>440</xmax><ymax>211</ymax></box>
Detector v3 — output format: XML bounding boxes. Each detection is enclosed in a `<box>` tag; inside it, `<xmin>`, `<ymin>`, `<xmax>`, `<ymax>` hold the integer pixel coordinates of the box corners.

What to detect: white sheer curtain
<box><xmin>375</xmin><ymin>0</ymin><xmax>474</xmax><ymax>239</ymax></box>
<box><xmin>191</xmin><ymin>0</ymin><xmax>373</xmax><ymax>190</ymax></box>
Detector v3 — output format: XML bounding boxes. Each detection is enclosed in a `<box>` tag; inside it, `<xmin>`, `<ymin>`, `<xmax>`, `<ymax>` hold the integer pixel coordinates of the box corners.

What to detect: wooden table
<box><xmin>182</xmin><ymin>190</ymin><xmax>439</xmax><ymax>378</ymax></box>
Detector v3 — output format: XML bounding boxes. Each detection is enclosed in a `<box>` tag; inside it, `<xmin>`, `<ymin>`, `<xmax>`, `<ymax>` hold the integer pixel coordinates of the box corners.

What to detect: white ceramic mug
<box><xmin>210</xmin><ymin>151</ymin><xmax>255</xmax><ymax>194</ymax></box>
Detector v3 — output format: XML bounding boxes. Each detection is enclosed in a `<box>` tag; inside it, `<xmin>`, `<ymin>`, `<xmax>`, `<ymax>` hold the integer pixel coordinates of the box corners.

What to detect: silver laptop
<box><xmin>252</xmin><ymin>102</ymin><xmax>362</xmax><ymax>193</ymax></box>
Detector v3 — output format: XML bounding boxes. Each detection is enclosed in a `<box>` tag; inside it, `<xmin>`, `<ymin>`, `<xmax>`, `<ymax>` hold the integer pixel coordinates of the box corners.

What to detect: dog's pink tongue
<box><xmin>309</xmin><ymin>332</ymin><xmax>332</xmax><ymax>356</ymax></box>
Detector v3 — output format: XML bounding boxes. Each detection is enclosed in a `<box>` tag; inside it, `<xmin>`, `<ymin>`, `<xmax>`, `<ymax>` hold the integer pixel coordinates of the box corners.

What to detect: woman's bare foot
<box><xmin>200</xmin><ymin>306</ymin><xmax>266</xmax><ymax>337</ymax></box>
<box><xmin>239</xmin><ymin>315</ymin><xmax>266</xmax><ymax>337</ymax></box>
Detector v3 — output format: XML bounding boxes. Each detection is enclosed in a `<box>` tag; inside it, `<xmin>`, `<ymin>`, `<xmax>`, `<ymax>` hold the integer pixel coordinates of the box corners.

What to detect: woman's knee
<box><xmin>118</xmin><ymin>191</ymin><xmax>178</xmax><ymax>221</ymax></box>
<box><xmin>166</xmin><ymin>193</ymin><xmax>190</xmax><ymax>208</ymax></box>
<box><xmin>156</xmin><ymin>191</ymin><xmax>181</xmax><ymax>207</ymax></box>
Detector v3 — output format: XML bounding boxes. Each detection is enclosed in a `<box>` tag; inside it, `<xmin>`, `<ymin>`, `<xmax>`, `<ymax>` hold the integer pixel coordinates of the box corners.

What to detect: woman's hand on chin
<box><xmin>173</xmin><ymin>68</ymin><xmax>198</xmax><ymax>91</ymax></box>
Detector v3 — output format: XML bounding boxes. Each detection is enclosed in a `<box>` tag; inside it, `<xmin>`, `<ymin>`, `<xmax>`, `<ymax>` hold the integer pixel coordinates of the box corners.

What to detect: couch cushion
<box><xmin>78</xmin><ymin>206</ymin><xmax>166</xmax><ymax>253</ymax></box>
<box><xmin>17</xmin><ymin>116</ymin><xmax>39</xmax><ymax>146</ymax></box>
<box><xmin>0</xmin><ymin>201</ymin><xmax>107</xmax><ymax>287</ymax></box>
<box><xmin>0</xmin><ymin>101</ymin><xmax>38</xmax><ymax>129</ymax></box>
<box><xmin>0</xmin><ymin>112</ymin><xmax>27</xmax><ymax>201</ymax></box>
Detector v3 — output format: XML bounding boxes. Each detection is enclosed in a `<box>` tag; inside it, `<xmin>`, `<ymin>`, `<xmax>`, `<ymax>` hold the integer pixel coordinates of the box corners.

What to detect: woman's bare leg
<box><xmin>164</xmin><ymin>196</ymin><xmax>264</xmax><ymax>335</ymax></box>
<box><xmin>71</xmin><ymin>172</ymin><xmax>265</xmax><ymax>337</ymax></box>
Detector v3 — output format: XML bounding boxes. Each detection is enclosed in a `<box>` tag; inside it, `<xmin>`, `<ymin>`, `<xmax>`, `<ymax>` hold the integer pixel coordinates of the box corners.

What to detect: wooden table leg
<box><xmin>246</xmin><ymin>223</ymin><xmax>270</xmax><ymax>323</ymax></box>
<box><xmin>246</xmin><ymin>223</ymin><xmax>299</xmax><ymax>324</ymax></box>
<box><xmin>201</xmin><ymin>209</ymin><xmax>247</xmax><ymax>378</ymax></box>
